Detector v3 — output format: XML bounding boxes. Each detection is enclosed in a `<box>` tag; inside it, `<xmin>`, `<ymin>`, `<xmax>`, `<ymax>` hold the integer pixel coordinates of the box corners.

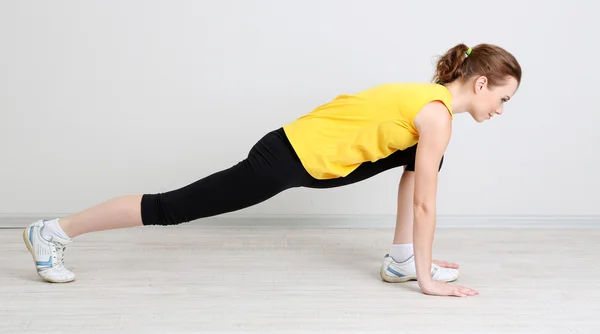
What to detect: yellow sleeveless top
<box><xmin>282</xmin><ymin>83</ymin><xmax>453</xmax><ymax>179</ymax></box>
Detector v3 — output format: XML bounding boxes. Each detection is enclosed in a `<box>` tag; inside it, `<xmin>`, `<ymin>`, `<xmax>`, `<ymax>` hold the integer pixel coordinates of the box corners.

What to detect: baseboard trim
<box><xmin>0</xmin><ymin>214</ymin><xmax>598</xmax><ymax>229</ymax></box>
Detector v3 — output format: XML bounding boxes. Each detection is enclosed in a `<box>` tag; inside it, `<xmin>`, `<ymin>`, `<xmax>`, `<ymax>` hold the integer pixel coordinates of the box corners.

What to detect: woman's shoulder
<box><xmin>359</xmin><ymin>82</ymin><xmax>451</xmax><ymax>109</ymax></box>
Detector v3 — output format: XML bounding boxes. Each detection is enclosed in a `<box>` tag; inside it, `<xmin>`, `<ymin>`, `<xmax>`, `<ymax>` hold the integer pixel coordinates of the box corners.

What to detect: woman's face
<box><xmin>469</xmin><ymin>76</ymin><xmax>519</xmax><ymax>122</ymax></box>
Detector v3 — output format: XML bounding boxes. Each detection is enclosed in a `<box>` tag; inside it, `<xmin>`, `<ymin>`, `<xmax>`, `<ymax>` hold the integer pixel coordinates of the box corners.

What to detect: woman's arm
<box><xmin>412</xmin><ymin>101</ymin><xmax>478</xmax><ymax>297</ymax></box>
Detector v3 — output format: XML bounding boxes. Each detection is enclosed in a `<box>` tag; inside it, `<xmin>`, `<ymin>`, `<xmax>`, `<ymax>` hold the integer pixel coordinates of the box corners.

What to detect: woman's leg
<box><xmin>301</xmin><ymin>145</ymin><xmax>456</xmax><ymax>283</ymax></box>
<box><xmin>303</xmin><ymin>145</ymin><xmax>420</xmax><ymax>258</ymax></box>
<box><xmin>393</xmin><ymin>169</ymin><xmax>416</xmax><ymax>245</ymax></box>
<box><xmin>24</xmin><ymin>128</ymin><xmax>312</xmax><ymax>282</ymax></box>
<box><xmin>58</xmin><ymin>128</ymin><xmax>309</xmax><ymax>237</ymax></box>
<box><xmin>363</xmin><ymin>150</ymin><xmax>458</xmax><ymax>283</ymax></box>
<box><xmin>58</xmin><ymin>195</ymin><xmax>143</xmax><ymax>238</ymax></box>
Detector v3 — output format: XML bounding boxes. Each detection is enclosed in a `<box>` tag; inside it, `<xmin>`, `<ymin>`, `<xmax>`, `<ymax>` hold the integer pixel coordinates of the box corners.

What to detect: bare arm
<box><xmin>412</xmin><ymin>101</ymin><xmax>452</xmax><ymax>291</ymax></box>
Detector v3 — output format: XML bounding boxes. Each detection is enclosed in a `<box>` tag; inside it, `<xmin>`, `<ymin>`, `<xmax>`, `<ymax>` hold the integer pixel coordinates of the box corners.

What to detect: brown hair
<box><xmin>432</xmin><ymin>43</ymin><xmax>522</xmax><ymax>88</ymax></box>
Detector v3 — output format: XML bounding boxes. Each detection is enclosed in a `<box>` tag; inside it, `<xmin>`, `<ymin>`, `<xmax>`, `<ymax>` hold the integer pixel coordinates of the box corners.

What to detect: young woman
<box><xmin>23</xmin><ymin>43</ymin><xmax>521</xmax><ymax>297</ymax></box>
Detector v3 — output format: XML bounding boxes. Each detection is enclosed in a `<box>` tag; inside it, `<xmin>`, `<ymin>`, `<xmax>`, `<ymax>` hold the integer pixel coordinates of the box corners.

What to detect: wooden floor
<box><xmin>1</xmin><ymin>226</ymin><xmax>599</xmax><ymax>333</ymax></box>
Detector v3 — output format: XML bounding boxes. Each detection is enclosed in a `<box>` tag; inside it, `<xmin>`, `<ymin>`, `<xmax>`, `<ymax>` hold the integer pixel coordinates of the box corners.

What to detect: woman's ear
<box><xmin>474</xmin><ymin>76</ymin><xmax>488</xmax><ymax>92</ymax></box>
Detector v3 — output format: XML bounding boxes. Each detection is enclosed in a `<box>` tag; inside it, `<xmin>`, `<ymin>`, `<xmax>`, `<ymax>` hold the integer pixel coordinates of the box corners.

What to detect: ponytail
<box><xmin>432</xmin><ymin>44</ymin><xmax>471</xmax><ymax>85</ymax></box>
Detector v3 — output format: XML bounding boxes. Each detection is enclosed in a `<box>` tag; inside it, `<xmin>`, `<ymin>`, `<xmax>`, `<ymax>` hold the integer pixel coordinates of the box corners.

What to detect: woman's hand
<box><xmin>419</xmin><ymin>280</ymin><xmax>479</xmax><ymax>297</ymax></box>
<box><xmin>432</xmin><ymin>259</ymin><xmax>459</xmax><ymax>269</ymax></box>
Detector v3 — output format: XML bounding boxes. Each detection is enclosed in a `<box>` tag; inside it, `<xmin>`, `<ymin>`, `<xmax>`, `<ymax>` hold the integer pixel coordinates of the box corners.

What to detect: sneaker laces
<box><xmin>52</xmin><ymin>242</ymin><xmax>67</xmax><ymax>270</ymax></box>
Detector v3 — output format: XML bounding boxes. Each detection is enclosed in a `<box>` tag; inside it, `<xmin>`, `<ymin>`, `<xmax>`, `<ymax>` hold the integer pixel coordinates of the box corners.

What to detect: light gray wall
<box><xmin>1</xmin><ymin>1</ymin><xmax>598</xmax><ymax>221</ymax></box>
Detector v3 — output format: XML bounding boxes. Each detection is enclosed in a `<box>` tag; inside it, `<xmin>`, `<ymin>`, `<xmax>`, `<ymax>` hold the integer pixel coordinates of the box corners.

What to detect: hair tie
<box><xmin>466</xmin><ymin>47</ymin><xmax>472</xmax><ymax>56</ymax></box>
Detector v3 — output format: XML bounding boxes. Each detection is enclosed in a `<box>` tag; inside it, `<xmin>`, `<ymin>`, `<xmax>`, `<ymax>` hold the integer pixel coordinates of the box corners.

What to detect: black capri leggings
<box><xmin>140</xmin><ymin>128</ymin><xmax>443</xmax><ymax>226</ymax></box>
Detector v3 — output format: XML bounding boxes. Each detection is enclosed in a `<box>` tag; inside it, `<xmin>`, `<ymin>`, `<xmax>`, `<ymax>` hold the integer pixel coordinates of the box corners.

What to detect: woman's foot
<box><xmin>23</xmin><ymin>219</ymin><xmax>75</xmax><ymax>283</ymax></box>
<box><xmin>380</xmin><ymin>254</ymin><xmax>460</xmax><ymax>283</ymax></box>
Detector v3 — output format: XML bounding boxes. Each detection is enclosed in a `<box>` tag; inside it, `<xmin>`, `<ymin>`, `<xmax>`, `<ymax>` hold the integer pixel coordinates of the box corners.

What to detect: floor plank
<box><xmin>1</xmin><ymin>226</ymin><xmax>599</xmax><ymax>333</ymax></box>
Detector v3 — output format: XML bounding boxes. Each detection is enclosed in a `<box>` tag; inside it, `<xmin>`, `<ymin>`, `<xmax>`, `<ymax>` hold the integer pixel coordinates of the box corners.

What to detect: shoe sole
<box><xmin>379</xmin><ymin>265</ymin><xmax>460</xmax><ymax>283</ymax></box>
<box><xmin>379</xmin><ymin>265</ymin><xmax>416</xmax><ymax>283</ymax></box>
<box><xmin>23</xmin><ymin>227</ymin><xmax>75</xmax><ymax>283</ymax></box>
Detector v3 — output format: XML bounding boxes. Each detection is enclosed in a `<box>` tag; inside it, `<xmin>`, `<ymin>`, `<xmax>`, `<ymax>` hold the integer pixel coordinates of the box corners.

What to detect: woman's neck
<box><xmin>443</xmin><ymin>80</ymin><xmax>472</xmax><ymax>114</ymax></box>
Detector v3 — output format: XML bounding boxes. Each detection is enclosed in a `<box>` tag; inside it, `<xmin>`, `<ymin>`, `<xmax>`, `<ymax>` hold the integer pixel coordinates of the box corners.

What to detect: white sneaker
<box><xmin>23</xmin><ymin>219</ymin><xmax>75</xmax><ymax>283</ymax></box>
<box><xmin>380</xmin><ymin>254</ymin><xmax>459</xmax><ymax>283</ymax></box>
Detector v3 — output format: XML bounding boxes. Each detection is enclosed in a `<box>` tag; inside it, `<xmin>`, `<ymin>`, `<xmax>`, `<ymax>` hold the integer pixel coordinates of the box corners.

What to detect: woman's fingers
<box><xmin>459</xmin><ymin>286</ymin><xmax>479</xmax><ymax>296</ymax></box>
<box><xmin>432</xmin><ymin>259</ymin><xmax>460</xmax><ymax>268</ymax></box>
<box><xmin>448</xmin><ymin>285</ymin><xmax>479</xmax><ymax>297</ymax></box>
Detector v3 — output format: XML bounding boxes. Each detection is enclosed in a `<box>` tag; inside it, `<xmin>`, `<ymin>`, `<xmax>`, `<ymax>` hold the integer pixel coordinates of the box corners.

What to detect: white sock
<box><xmin>41</xmin><ymin>218</ymin><xmax>71</xmax><ymax>241</ymax></box>
<box><xmin>389</xmin><ymin>243</ymin><xmax>414</xmax><ymax>262</ymax></box>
